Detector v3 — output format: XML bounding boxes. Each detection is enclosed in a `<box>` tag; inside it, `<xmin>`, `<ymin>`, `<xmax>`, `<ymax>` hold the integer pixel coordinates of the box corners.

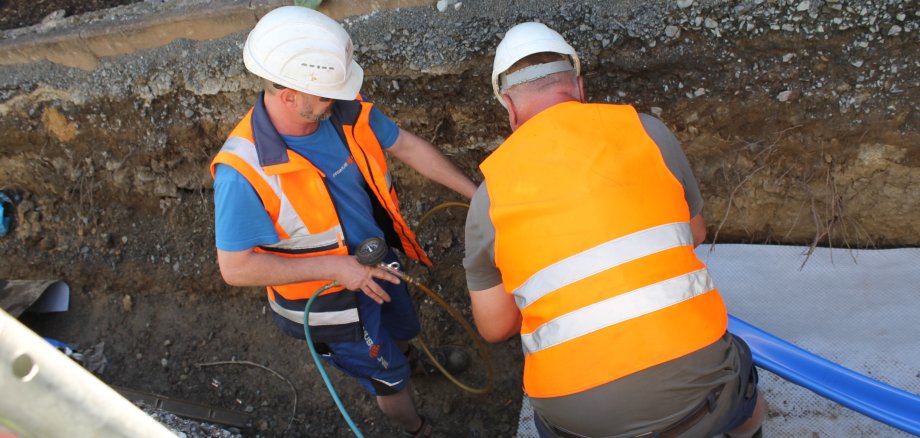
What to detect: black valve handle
<box><xmin>356</xmin><ymin>237</ymin><xmax>388</xmax><ymax>266</ymax></box>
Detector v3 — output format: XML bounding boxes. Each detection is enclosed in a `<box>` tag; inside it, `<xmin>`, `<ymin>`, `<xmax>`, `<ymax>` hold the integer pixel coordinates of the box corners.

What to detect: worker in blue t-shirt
<box><xmin>209</xmin><ymin>7</ymin><xmax>476</xmax><ymax>437</ymax></box>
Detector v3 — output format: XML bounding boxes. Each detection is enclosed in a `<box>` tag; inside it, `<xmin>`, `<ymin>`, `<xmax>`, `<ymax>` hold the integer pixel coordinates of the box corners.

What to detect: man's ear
<box><xmin>502</xmin><ymin>93</ymin><xmax>520</xmax><ymax>131</ymax></box>
<box><xmin>279</xmin><ymin>88</ymin><xmax>299</xmax><ymax>108</ymax></box>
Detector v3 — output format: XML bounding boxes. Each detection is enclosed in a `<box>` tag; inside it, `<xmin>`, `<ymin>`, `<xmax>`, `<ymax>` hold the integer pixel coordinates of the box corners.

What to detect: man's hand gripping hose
<box><xmin>303</xmin><ymin>222</ymin><xmax>494</xmax><ymax>436</ymax></box>
<box><xmin>354</xmin><ymin>236</ymin><xmax>495</xmax><ymax>395</ymax></box>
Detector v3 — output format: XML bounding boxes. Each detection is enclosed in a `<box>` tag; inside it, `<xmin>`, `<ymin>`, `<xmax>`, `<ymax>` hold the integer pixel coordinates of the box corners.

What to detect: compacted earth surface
<box><xmin>1</xmin><ymin>0</ymin><xmax>917</xmax><ymax>437</ymax></box>
<box><xmin>0</xmin><ymin>0</ymin><xmax>139</xmax><ymax>31</ymax></box>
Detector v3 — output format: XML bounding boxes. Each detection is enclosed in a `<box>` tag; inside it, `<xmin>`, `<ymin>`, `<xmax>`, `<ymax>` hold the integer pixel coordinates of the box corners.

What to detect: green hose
<box><xmin>303</xmin><ymin>201</ymin><xmax>494</xmax><ymax>435</ymax></box>
<box><xmin>303</xmin><ymin>282</ymin><xmax>365</xmax><ymax>438</ymax></box>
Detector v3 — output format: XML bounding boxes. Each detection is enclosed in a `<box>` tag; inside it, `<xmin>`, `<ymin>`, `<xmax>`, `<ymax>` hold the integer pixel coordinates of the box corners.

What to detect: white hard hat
<box><xmin>243</xmin><ymin>6</ymin><xmax>363</xmax><ymax>100</ymax></box>
<box><xmin>491</xmin><ymin>22</ymin><xmax>581</xmax><ymax>108</ymax></box>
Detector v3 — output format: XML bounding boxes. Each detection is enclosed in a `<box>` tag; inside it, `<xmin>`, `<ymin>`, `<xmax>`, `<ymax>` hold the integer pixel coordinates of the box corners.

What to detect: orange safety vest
<box><xmin>481</xmin><ymin>101</ymin><xmax>727</xmax><ymax>398</ymax></box>
<box><xmin>210</xmin><ymin>95</ymin><xmax>430</xmax><ymax>335</ymax></box>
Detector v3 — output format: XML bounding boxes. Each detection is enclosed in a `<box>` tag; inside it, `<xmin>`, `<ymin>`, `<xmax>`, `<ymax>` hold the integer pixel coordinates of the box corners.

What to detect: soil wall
<box><xmin>2</xmin><ymin>0</ymin><xmax>918</xmax><ymax>286</ymax></box>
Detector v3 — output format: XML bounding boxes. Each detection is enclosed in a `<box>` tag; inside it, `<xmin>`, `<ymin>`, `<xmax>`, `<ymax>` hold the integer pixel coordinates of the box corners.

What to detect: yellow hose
<box><xmin>405</xmin><ymin>278</ymin><xmax>493</xmax><ymax>395</ymax></box>
<box><xmin>410</xmin><ymin>201</ymin><xmax>494</xmax><ymax>394</ymax></box>
<box><xmin>417</xmin><ymin>201</ymin><xmax>470</xmax><ymax>228</ymax></box>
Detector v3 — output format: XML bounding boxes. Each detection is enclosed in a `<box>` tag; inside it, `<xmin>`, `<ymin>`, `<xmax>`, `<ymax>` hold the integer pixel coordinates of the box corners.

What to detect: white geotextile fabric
<box><xmin>517</xmin><ymin>244</ymin><xmax>920</xmax><ymax>437</ymax></box>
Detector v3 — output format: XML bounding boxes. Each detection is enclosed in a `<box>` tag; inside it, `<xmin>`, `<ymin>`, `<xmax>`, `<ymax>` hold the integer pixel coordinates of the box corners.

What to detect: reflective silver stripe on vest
<box><xmin>513</xmin><ymin>222</ymin><xmax>694</xmax><ymax>309</ymax></box>
<box><xmin>263</xmin><ymin>226</ymin><xmax>342</xmax><ymax>252</ymax></box>
<box><xmin>520</xmin><ymin>268</ymin><xmax>715</xmax><ymax>354</ymax></box>
<box><xmin>268</xmin><ymin>298</ymin><xmax>360</xmax><ymax>326</ymax></box>
<box><xmin>221</xmin><ymin>137</ymin><xmax>333</xmax><ymax>241</ymax></box>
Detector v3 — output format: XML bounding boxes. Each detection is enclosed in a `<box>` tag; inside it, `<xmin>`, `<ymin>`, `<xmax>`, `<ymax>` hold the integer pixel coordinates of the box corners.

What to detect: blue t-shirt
<box><xmin>214</xmin><ymin>105</ymin><xmax>400</xmax><ymax>252</ymax></box>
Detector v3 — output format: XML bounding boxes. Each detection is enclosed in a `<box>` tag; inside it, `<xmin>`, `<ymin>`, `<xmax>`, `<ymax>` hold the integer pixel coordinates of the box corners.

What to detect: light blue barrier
<box><xmin>728</xmin><ymin>315</ymin><xmax>920</xmax><ymax>436</ymax></box>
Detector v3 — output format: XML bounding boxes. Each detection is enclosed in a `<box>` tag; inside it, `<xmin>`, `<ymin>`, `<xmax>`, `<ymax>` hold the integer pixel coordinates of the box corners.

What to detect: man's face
<box><xmin>297</xmin><ymin>92</ymin><xmax>334</xmax><ymax>123</ymax></box>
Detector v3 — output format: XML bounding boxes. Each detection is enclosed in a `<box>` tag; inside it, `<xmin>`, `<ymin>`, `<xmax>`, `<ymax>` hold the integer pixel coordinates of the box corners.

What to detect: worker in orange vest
<box><xmin>462</xmin><ymin>22</ymin><xmax>767</xmax><ymax>438</ymax></box>
<box><xmin>211</xmin><ymin>6</ymin><xmax>476</xmax><ymax>437</ymax></box>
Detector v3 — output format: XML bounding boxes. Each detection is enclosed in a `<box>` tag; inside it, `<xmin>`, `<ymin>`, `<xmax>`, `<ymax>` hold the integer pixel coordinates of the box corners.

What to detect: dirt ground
<box><xmin>0</xmin><ymin>0</ymin><xmax>137</xmax><ymax>31</ymax></box>
<box><xmin>1</xmin><ymin>0</ymin><xmax>918</xmax><ymax>437</ymax></box>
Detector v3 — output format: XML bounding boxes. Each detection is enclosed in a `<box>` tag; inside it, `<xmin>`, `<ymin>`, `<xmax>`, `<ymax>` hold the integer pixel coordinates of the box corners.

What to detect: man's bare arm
<box><xmin>468</xmin><ymin>284</ymin><xmax>522</xmax><ymax>343</ymax></box>
<box><xmin>387</xmin><ymin>129</ymin><xmax>477</xmax><ymax>199</ymax></box>
<box><xmin>690</xmin><ymin>213</ymin><xmax>706</xmax><ymax>247</ymax></box>
<box><xmin>217</xmin><ymin>249</ymin><xmax>400</xmax><ymax>304</ymax></box>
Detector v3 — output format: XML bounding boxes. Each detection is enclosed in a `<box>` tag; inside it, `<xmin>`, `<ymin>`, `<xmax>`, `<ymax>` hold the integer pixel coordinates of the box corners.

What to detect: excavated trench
<box><xmin>1</xmin><ymin>0</ymin><xmax>918</xmax><ymax>436</ymax></box>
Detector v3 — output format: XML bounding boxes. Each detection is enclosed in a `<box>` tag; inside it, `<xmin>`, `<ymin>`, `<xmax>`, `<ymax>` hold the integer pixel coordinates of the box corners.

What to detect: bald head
<box><xmin>499</xmin><ymin>52</ymin><xmax>584</xmax><ymax>131</ymax></box>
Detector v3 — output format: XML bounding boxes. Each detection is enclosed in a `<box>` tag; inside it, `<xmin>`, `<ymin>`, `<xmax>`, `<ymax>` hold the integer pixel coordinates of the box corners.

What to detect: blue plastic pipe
<box><xmin>728</xmin><ymin>314</ymin><xmax>920</xmax><ymax>435</ymax></box>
